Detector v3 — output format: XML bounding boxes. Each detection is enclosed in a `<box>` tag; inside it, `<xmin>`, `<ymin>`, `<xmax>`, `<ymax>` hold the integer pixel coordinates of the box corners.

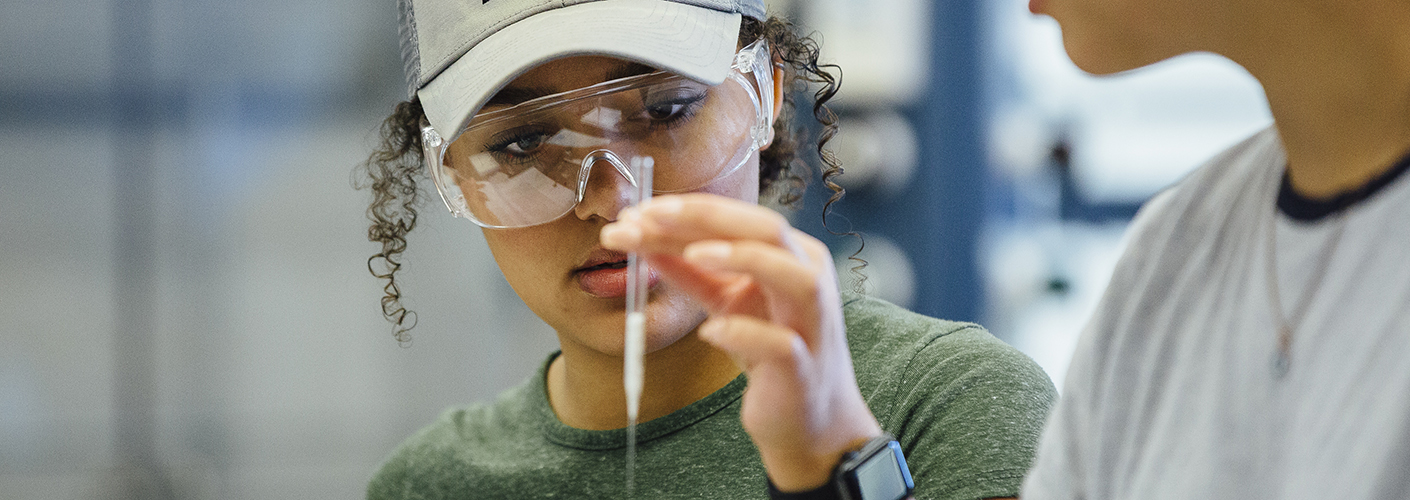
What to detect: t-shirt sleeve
<box><xmin>889</xmin><ymin>327</ymin><xmax>1058</xmax><ymax>500</ymax></box>
<box><xmin>365</xmin><ymin>423</ymin><xmax>453</xmax><ymax>500</ymax></box>
<box><xmin>366</xmin><ymin>450</ymin><xmax>415</xmax><ymax>500</ymax></box>
<box><xmin>366</xmin><ymin>433</ymin><xmax>433</xmax><ymax>500</ymax></box>
<box><xmin>365</xmin><ymin>407</ymin><xmax>479</xmax><ymax>500</ymax></box>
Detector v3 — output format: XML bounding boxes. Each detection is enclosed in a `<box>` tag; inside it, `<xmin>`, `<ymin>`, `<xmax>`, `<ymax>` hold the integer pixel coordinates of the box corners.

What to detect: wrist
<box><xmin>759</xmin><ymin>449</ymin><xmax>846</xmax><ymax>492</ymax></box>
<box><xmin>759</xmin><ymin>408</ymin><xmax>882</xmax><ymax>491</ymax></box>
<box><xmin>767</xmin><ymin>477</ymin><xmax>843</xmax><ymax>500</ymax></box>
<box><xmin>766</xmin><ymin>434</ymin><xmax>915</xmax><ymax>500</ymax></box>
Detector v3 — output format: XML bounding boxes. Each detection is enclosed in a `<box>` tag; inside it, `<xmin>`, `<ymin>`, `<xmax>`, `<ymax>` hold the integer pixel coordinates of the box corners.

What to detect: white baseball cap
<box><xmin>398</xmin><ymin>0</ymin><xmax>768</xmax><ymax>141</ymax></box>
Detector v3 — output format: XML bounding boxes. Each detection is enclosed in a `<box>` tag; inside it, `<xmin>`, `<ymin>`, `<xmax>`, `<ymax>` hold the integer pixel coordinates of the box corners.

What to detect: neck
<box><xmin>1224</xmin><ymin>2</ymin><xmax>1410</xmax><ymax>199</ymax></box>
<box><xmin>546</xmin><ymin>327</ymin><xmax>741</xmax><ymax>431</ymax></box>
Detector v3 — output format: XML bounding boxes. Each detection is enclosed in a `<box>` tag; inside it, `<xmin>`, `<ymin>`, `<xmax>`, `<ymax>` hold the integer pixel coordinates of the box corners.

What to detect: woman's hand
<box><xmin>601</xmin><ymin>193</ymin><xmax>882</xmax><ymax>491</ymax></box>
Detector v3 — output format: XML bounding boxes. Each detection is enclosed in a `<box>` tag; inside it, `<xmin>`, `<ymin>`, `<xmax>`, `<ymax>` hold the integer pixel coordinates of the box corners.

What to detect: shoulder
<box><xmin>842</xmin><ymin>292</ymin><xmax>1053</xmax><ymax>407</ymax></box>
<box><xmin>366</xmin><ymin>380</ymin><xmax>541</xmax><ymax>499</ymax></box>
<box><xmin>842</xmin><ymin>293</ymin><xmax>1057</xmax><ymax>499</ymax></box>
<box><xmin>841</xmin><ymin>290</ymin><xmax>987</xmax><ymax>364</ymax></box>
<box><xmin>1072</xmin><ymin>126</ymin><xmax>1283</xmax><ymax>387</ymax></box>
<box><xmin>1021</xmin><ymin>127</ymin><xmax>1285</xmax><ymax>499</ymax></box>
<box><xmin>1118</xmin><ymin>126</ymin><xmax>1283</xmax><ymax>269</ymax></box>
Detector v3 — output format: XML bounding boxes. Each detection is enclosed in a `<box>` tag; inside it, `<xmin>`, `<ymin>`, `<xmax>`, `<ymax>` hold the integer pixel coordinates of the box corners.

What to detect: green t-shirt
<box><xmin>368</xmin><ymin>294</ymin><xmax>1056</xmax><ymax>499</ymax></box>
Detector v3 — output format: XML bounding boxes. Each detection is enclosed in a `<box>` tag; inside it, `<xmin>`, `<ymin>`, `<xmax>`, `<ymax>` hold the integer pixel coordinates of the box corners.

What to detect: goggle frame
<box><xmin>421</xmin><ymin>39</ymin><xmax>775</xmax><ymax>229</ymax></box>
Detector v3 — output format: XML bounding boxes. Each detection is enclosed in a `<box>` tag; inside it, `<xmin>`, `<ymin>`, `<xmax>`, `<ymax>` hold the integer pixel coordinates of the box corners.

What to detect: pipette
<box><xmin>624</xmin><ymin>155</ymin><xmax>652</xmax><ymax>424</ymax></box>
<box><xmin>623</xmin><ymin>156</ymin><xmax>652</xmax><ymax>497</ymax></box>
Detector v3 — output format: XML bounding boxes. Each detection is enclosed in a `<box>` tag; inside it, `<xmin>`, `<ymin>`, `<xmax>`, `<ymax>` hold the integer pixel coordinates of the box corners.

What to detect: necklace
<box><xmin>1263</xmin><ymin>175</ymin><xmax>1350</xmax><ymax>379</ymax></box>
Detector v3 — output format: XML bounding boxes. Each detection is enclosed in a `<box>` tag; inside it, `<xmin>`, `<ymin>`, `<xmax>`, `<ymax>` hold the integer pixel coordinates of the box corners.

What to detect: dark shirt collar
<box><xmin>1278</xmin><ymin>148</ymin><xmax>1410</xmax><ymax>222</ymax></box>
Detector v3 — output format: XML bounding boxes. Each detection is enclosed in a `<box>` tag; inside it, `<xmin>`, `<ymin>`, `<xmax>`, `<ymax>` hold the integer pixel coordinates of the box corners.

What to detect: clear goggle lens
<box><xmin>423</xmin><ymin>40</ymin><xmax>774</xmax><ymax>229</ymax></box>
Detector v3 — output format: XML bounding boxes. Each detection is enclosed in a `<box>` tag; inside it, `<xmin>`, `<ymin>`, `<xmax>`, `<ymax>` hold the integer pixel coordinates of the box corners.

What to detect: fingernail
<box><xmin>684</xmin><ymin>241</ymin><xmax>731</xmax><ymax>268</ymax></box>
<box><xmin>600</xmin><ymin>224</ymin><xmax>641</xmax><ymax>248</ymax></box>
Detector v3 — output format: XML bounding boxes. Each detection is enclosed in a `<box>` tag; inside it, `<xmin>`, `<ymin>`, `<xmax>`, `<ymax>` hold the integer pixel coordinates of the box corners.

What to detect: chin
<box><xmin>567</xmin><ymin>287</ymin><xmax>708</xmax><ymax>358</ymax></box>
<box><xmin>1068</xmin><ymin>55</ymin><xmax>1137</xmax><ymax>76</ymax></box>
<box><xmin>1061</xmin><ymin>34</ymin><xmax>1135</xmax><ymax>75</ymax></box>
<box><xmin>1059</xmin><ymin>26</ymin><xmax>1185</xmax><ymax>76</ymax></box>
<box><xmin>640</xmin><ymin>292</ymin><xmax>710</xmax><ymax>353</ymax></box>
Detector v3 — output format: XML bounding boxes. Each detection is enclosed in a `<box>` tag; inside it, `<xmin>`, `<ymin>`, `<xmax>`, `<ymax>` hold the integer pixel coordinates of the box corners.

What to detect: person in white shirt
<box><xmin>1020</xmin><ymin>0</ymin><xmax>1410</xmax><ymax>498</ymax></box>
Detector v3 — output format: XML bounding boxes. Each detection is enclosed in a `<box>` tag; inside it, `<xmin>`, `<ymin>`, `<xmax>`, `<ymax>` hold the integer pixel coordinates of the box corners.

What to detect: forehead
<box><xmin>486</xmin><ymin>56</ymin><xmax>657</xmax><ymax>109</ymax></box>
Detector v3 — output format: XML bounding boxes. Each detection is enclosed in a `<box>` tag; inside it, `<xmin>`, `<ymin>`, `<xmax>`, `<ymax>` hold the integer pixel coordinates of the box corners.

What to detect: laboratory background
<box><xmin>0</xmin><ymin>0</ymin><xmax>1270</xmax><ymax>497</ymax></box>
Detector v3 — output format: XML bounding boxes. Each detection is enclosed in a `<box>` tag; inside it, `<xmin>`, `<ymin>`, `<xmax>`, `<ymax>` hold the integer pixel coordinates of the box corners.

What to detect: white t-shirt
<box><xmin>1022</xmin><ymin>127</ymin><xmax>1410</xmax><ymax>499</ymax></box>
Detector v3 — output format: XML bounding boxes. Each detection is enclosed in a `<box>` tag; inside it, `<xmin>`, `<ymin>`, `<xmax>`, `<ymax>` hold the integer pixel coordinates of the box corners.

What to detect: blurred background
<box><xmin>0</xmin><ymin>0</ymin><xmax>1269</xmax><ymax>497</ymax></box>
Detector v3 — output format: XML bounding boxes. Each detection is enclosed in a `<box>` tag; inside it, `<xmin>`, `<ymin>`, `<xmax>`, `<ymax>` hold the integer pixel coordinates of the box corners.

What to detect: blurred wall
<box><xmin>1</xmin><ymin>0</ymin><xmax>559</xmax><ymax>497</ymax></box>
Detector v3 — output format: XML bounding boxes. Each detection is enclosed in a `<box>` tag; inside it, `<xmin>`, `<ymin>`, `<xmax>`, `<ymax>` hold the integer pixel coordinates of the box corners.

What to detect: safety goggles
<box><xmin>422</xmin><ymin>39</ymin><xmax>774</xmax><ymax>229</ymax></box>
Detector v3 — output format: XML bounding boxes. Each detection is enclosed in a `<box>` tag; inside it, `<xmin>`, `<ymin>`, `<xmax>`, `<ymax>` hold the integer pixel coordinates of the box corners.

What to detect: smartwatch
<box><xmin>767</xmin><ymin>434</ymin><xmax>915</xmax><ymax>500</ymax></box>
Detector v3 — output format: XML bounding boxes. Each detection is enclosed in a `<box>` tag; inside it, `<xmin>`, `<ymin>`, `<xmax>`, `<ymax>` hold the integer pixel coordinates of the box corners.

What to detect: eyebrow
<box><xmin>483</xmin><ymin>62</ymin><xmax>658</xmax><ymax>108</ymax></box>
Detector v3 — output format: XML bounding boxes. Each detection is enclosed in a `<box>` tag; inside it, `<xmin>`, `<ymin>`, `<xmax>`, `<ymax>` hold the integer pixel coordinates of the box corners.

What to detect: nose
<box><xmin>572</xmin><ymin>150</ymin><xmax>639</xmax><ymax>222</ymax></box>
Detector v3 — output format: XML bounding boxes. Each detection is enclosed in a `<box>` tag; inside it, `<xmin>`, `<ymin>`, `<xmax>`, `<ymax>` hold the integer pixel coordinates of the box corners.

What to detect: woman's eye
<box><xmin>641</xmin><ymin>92</ymin><xmax>705</xmax><ymax>125</ymax></box>
<box><xmin>504</xmin><ymin>134</ymin><xmax>547</xmax><ymax>154</ymax></box>
<box><xmin>646</xmin><ymin>103</ymin><xmax>687</xmax><ymax>120</ymax></box>
<box><xmin>487</xmin><ymin>129</ymin><xmax>552</xmax><ymax>157</ymax></box>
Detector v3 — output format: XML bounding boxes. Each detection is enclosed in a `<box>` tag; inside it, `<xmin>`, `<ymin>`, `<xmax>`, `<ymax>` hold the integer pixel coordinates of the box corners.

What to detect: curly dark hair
<box><xmin>357</xmin><ymin>15</ymin><xmax>855</xmax><ymax>344</ymax></box>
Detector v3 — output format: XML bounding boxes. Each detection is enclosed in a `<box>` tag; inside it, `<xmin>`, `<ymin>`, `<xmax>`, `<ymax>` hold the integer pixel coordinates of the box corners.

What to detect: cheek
<box><xmin>481</xmin><ymin>227</ymin><xmax>564</xmax><ymax>312</ymax></box>
<box><xmin>695</xmin><ymin>155</ymin><xmax>761</xmax><ymax>203</ymax></box>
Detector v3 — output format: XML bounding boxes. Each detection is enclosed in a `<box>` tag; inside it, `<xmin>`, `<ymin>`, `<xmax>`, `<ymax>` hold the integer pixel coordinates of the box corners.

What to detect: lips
<box><xmin>574</xmin><ymin>249</ymin><xmax>657</xmax><ymax>298</ymax></box>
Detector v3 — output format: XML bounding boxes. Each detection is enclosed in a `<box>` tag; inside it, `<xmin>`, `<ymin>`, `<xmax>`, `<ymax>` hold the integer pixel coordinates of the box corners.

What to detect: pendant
<box><xmin>1272</xmin><ymin>351</ymin><xmax>1289</xmax><ymax>379</ymax></box>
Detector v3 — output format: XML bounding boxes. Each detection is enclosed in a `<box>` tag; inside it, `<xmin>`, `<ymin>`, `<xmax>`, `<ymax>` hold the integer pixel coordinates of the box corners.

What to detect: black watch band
<box><xmin>766</xmin><ymin>478</ymin><xmax>843</xmax><ymax>500</ymax></box>
<box><xmin>766</xmin><ymin>434</ymin><xmax>915</xmax><ymax>500</ymax></box>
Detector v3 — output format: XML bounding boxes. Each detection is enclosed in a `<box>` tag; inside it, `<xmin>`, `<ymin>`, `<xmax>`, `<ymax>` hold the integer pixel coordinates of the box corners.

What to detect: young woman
<box><xmin>362</xmin><ymin>1</ymin><xmax>1055</xmax><ymax>498</ymax></box>
<box><xmin>1022</xmin><ymin>0</ymin><xmax>1410</xmax><ymax>498</ymax></box>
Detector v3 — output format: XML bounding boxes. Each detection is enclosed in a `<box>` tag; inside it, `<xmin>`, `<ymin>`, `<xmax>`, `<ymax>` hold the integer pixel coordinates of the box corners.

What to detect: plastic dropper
<box><xmin>623</xmin><ymin>156</ymin><xmax>653</xmax><ymax>497</ymax></box>
<box><xmin>624</xmin><ymin>155</ymin><xmax>652</xmax><ymax>426</ymax></box>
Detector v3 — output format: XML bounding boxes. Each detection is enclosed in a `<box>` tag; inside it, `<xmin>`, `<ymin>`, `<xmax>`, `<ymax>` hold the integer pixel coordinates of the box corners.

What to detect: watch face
<box><xmin>854</xmin><ymin>448</ymin><xmax>909</xmax><ymax>500</ymax></box>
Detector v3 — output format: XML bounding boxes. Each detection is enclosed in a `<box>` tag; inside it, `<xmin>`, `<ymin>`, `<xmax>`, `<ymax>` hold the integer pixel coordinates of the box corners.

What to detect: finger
<box><xmin>645</xmin><ymin>254</ymin><xmax>757</xmax><ymax>312</ymax></box>
<box><xmin>684</xmin><ymin>239</ymin><xmax>819</xmax><ymax>307</ymax></box>
<box><xmin>635</xmin><ymin>195</ymin><xmax>798</xmax><ymax>251</ymax></box>
<box><xmin>683</xmin><ymin>235</ymin><xmax>838</xmax><ymax>338</ymax></box>
<box><xmin>600</xmin><ymin>209</ymin><xmax>644</xmax><ymax>252</ymax></box>
<box><xmin>697</xmin><ymin>315</ymin><xmax>807</xmax><ymax>373</ymax></box>
<box><xmin>674</xmin><ymin>228</ymin><xmax>826</xmax><ymax>274</ymax></box>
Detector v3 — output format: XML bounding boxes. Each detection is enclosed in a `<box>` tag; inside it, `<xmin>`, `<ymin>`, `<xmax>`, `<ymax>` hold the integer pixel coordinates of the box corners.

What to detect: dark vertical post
<box><xmin>110</xmin><ymin>0</ymin><xmax>173</xmax><ymax>497</ymax></box>
<box><xmin>899</xmin><ymin>0</ymin><xmax>985</xmax><ymax>321</ymax></box>
<box><xmin>794</xmin><ymin>0</ymin><xmax>986</xmax><ymax>322</ymax></box>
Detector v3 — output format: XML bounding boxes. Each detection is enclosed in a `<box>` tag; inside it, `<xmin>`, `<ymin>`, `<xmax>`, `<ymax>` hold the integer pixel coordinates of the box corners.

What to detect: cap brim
<box><xmin>418</xmin><ymin>0</ymin><xmax>742</xmax><ymax>141</ymax></box>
